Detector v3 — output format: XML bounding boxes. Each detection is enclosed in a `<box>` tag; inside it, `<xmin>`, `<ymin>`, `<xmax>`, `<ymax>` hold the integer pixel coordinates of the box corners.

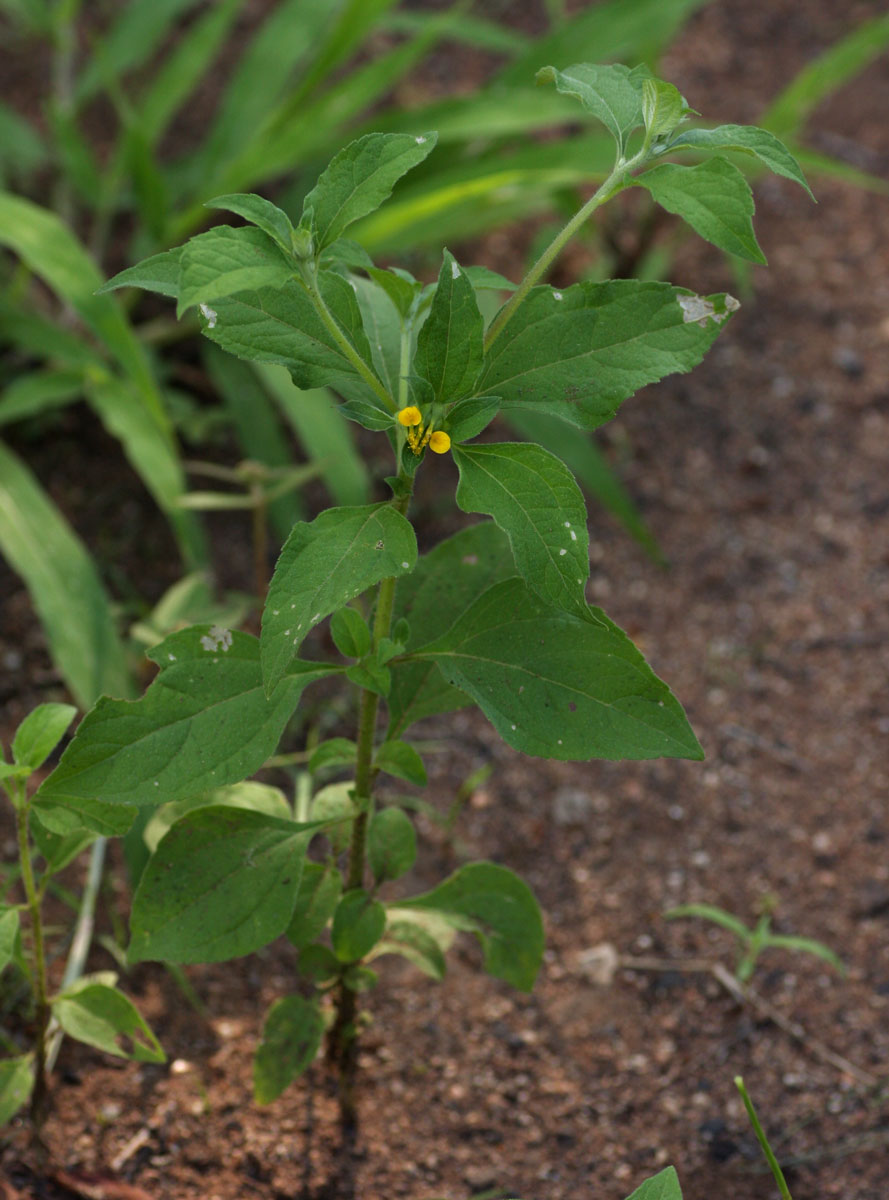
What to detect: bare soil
<box><xmin>2</xmin><ymin>2</ymin><xmax>889</xmax><ymax>1198</ymax></box>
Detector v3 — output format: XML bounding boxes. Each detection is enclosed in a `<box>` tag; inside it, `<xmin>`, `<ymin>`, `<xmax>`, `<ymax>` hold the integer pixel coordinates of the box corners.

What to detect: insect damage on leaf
<box><xmin>678</xmin><ymin>292</ymin><xmax>740</xmax><ymax>327</ymax></box>
<box><xmin>200</xmin><ymin>625</ymin><xmax>233</xmax><ymax>653</ymax></box>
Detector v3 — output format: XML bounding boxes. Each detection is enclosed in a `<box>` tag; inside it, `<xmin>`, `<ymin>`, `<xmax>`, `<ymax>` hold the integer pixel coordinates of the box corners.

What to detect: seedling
<box><xmin>665</xmin><ymin>899</ymin><xmax>845</xmax><ymax>985</ymax></box>
<box><xmin>0</xmin><ymin>704</ymin><xmax>163</xmax><ymax>1129</ymax></box>
<box><xmin>14</xmin><ymin>62</ymin><xmax>810</xmax><ymax>1130</ymax></box>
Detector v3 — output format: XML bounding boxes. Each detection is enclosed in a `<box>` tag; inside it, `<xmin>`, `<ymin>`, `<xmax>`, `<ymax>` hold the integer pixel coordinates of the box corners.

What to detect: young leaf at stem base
<box><xmin>254</xmin><ymin>994</ymin><xmax>324</xmax><ymax>1104</ymax></box>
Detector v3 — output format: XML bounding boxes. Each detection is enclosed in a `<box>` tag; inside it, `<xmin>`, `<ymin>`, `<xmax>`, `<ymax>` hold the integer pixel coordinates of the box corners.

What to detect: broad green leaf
<box><xmin>417</xmin><ymin>578</ymin><xmax>703</xmax><ymax>762</ymax></box>
<box><xmin>665</xmin><ymin>124</ymin><xmax>813</xmax><ymax>199</ymax></box>
<box><xmin>0</xmin><ymin>442</ymin><xmax>132</xmax><ymax>710</ymax></box>
<box><xmin>387</xmin><ymin>522</ymin><xmax>515</xmax><ymax>736</ymax></box>
<box><xmin>636</xmin><ymin>157</ymin><xmax>765</xmax><ymax>263</ymax></box>
<box><xmin>52</xmin><ymin>982</ymin><xmax>164</xmax><ymax>1062</ymax></box>
<box><xmin>462</xmin><ymin>266</ymin><xmax>517</xmax><ymax>293</ymax></box>
<box><xmin>12</xmin><ymin>703</ymin><xmax>77</xmax><ymax>770</ymax></box>
<box><xmin>97</xmin><ymin>247</ymin><xmax>183</xmax><ymax>298</ymax></box>
<box><xmin>350</xmin><ymin>275</ymin><xmax>403</xmax><ymax>400</ymax></box>
<box><xmin>205</xmin><ymin>193</ymin><xmax>295</xmax><ymax>252</ymax></box>
<box><xmin>536</xmin><ymin>62</ymin><xmax>649</xmax><ymax>151</ymax></box>
<box><xmin>444</xmin><ymin>395</ymin><xmax>500</xmax><ymax>443</ymax></box>
<box><xmin>298</xmin><ymin>943</ymin><xmax>341</xmax><ymax>983</ymax></box>
<box><xmin>0</xmin><ymin>906</ymin><xmax>20</xmax><ymax>975</ymax></box>
<box><xmin>35</xmin><ymin>628</ymin><xmax>337</xmax><ymax>832</ymax></box>
<box><xmin>413</xmin><ymin>250</ymin><xmax>484</xmax><ymax>404</ymax></box>
<box><xmin>257</xmin><ymin>365</ymin><xmax>371</xmax><ymax>509</ymax></box>
<box><xmin>370</xmin><ymin>915</ymin><xmax>448</xmax><ymax>979</ymax></box>
<box><xmin>368</xmin><ymin>806</ymin><xmax>417</xmax><ymax>883</ymax></box>
<box><xmin>129</xmin><ymin>807</ymin><xmax>319</xmax><ymax>963</ymax></box>
<box><xmin>625</xmin><ymin>1166</ymin><xmax>683</xmax><ymax>1200</ymax></box>
<box><xmin>177</xmin><ymin>226</ymin><xmax>294</xmax><ymax>315</ymax></box>
<box><xmin>331</xmin><ymin>889</ymin><xmax>386</xmax><ymax>962</ymax></box>
<box><xmin>30</xmin><ymin>813</ymin><xmax>99</xmax><ymax>876</ymax></box>
<box><xmin>285</xmin><ymin>862</ymin><xmax>343</xmax><ymax>949</ymax></box>
<box><xmin>0</xmin><ymin>368</ymin><xmax>84</xmax><ymax>426</ymax></box>
<box><xmin>330</xmin><ymin>607</ymin><xmax>372</xmax><ymax>659</ymax></box>
<box><xmin>365</xmin><ymin>266</ymin><xmax>419</xmax><ymax>316</ymax></box>
<box><xmin>254</xmin><ymin>995</ymin><xmax>324</xmax><ymax>1104</ymax></box>
<box><xmin>453</xmin><ymin>442</ymin><xmax>591</xmax><ymax>620</ymax></box>
<box><xmin>478</xmin><ymin>280</ymin><xmax>730</xmax><ymax>430</ymax></box>
<box><xmin>400</xmin><ymin>861</ymin><xmax>543</xmax><ymax>992</ymax></box>
<box><xmin>309</xmin><ymin>782</ymin><xmax>355</xmax><ymax>854</ymax></box>
<box><xmin>345</xmin><ymin>659</ymin><xmax>390</xmax><ymax>698</ymax></box>
<box><xmin>642</xmin><ymin>78</ymin><xmax>687</xmax><ymax>140</ymax></box>
<box><xmin>203</xmin><ymin>271</ymin><xmax>376</xmax><ymax>397</ymax></box>
<box><xmin>0</xmin><ymin>1056</ymin><xmax>33</xmax><ymax>1125</ymax></box>
<box><xmin>142</xmin><ymin>780</ymin><xmax>292</xmax><ymax>855</ymax></box>
<box><xmin>307</xmin><ymin>738</ymin><xmax>357</xmax><ymax>773</ymax></box>
<box><xmin>373</xmin><ymin>742</ymin><xmax>426</xmax><ymax>787</ymax></box>
<box><xmin>261</xmin><ymin>503</ymin><xmax>416</xmax><ymax>694</ymax></box>
<box><xmin>503</xmin><ymin>409</ymin><xmax>661</xmax><ymax>562</ymax></box>
<box><xmin>303</xmin><ymin>131</ymin><xmax>438</xmax><ymax>249</ymax></box>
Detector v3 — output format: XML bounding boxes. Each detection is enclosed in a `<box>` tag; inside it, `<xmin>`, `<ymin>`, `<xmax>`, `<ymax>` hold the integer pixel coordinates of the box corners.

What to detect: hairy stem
<box><xmin>17</xmin><ymin>798</ymin><xmax>50</xmax><ymax>1126</ymax></box>
<box><xmin>328</xmin><ymin>483</ymin><xmax>412</xmax><ymax>1127</ymax></box>
<box><xmin>483</xmin><ymin>148</ymin><xmax>647</xmax><ymax>352</ymax></box>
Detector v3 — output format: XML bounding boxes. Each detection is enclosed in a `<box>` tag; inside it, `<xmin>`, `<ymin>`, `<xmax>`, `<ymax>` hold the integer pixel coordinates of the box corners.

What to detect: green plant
<box><xmin>0</xmin><ymin>703</ymin><xmax>163</xmax><ymax>1129</ymax></box>
<box><xmin>735</xmin><ymin>1075</ymin><xmax>794</xmax><ymax>1200</ymax></box>
<box><xmin>5</xmin><ymin>62</ymin><xmax>811</xmax><ymax>1131</ymax></box>
<box><xmin>665</xmin><ymin>898</ymin><xmax>845</xmax><ymax>985</ymax></box>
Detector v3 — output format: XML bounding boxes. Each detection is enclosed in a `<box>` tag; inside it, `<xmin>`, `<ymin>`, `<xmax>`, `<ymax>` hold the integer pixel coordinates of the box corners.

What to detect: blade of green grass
<box><xmin>0</xmin><ymin>368</ymin><xmax>84</xmax><ymax>426</ymax></box>
<box><xmin>0</xmin><ymin>440</ymin><xmax>133</xmax><ymax>707</ymax></box>
<box><xmin>380</xmin><ymin>9</ymin><xmax>530</xmax><ymax>56</ymax></box>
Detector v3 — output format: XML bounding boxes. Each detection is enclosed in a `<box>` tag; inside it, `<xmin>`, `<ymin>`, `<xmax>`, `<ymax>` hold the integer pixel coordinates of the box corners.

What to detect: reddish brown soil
<box><xmin>2</xmin><ymin>2</ymin><xmax>889</xmax><ymax>1198</ymax></box>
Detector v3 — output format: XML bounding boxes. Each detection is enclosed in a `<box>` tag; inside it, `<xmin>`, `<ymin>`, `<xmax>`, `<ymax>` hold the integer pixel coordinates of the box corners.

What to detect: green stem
<box><xmin>329</xmin><ymin>481</ymin><xmax>413</xmax><ymax>1125</ymax></box>
<box><xmin>300</xmin><ymin>265</ymin><xmax>396</xmax><ymax>414</ymax></box>
<box><xmin>735</xmin><ymin>1075</ymin><xmax>794</xmax><ymax>1200</ymax></box>
<box><xmin>16</xmin><ymin>797</ymin><xmax>50</xmax><ymax>1126</ymax></box>
<box><xmin>483</xmin><ymin>148</ymin><xmax>646</xmax><ymax>353</ymax></box>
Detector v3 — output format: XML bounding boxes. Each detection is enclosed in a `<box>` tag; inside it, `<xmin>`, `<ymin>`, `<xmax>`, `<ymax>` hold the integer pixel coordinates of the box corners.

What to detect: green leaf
<box><xmin>0</xmin><ymin>1056</ymin><xmax>33</xmax><ymax>1125</ymax></box>
<box><xmin>285</xmin><ymin>862</ymin><xmax>343</xmax><ymax>949</ymax></box>
<box><xmin>764</xmin><ymin>934</ymin><xmax>846</xmax><ymax>975</ymax></box>
<box><xmin>642</xmin><ymin>78</ymin><xmax>687</xmax><ymax>140</ymax></box>
<box><xmin>345</xmin><ymin>659</ymin><xmax>391</xmax><ymax>698</ymax></box>
<box><xmin>142</xmin><ymin>780</ymin><xmax>292</xmax><ymax>856</ymax></box>
<box><xmin>478</xmin><ymin>280</ymin><xmax>731</xmax><ymax>430</ymax></box>
<box><xmin>35</xmin><ymin>628</ymin><xmax>336</xmax><ymax>832</ymax></box>
<box><xmin>129</xmin><ymin>807</ymin><xmax>319</xmax><ymax>963</ymax></box>
<box><xmin>204</xmin><ymin>270</ymin><xmax>376</xmax><ymax>396</ymax></box>
<box><xmin>417</xmin><ymin>578</ymin><xmax>703</xmax><ymax>762</ymax></box>
<box><xmin>636</xmin><ymin>157</ymin><xmax>765</xmax><ymax>263</ymax></box>
<box><xmin>12</xmin><ymin>703</ymin><xmax>77</xmax><ymax>770</ymax></box>
<box><xmin>97</xmin><ymin>247</ymin><xmax>183</xmax><ymax>298</ymax></box>
<box><xmin>368</xmin><ymin>807</ymin><xmax>417</xmax><ymax>883</ymax></box>
<box><xmin>342</xmin><ymin>964</ymin><xmax>378</xmax><ymax>992</ymax></box>
<box><xmin>331</xmin><ymin>889</ymin><xmax>386</xmax><ymax>962</ymax></box>
<box><xmin>330</xmin><ymin>607</ymin><xmax>372</xmax><ymax>659</ymax></box>
<box><xmin>536</xmin><ymin>62</ymin><xmax>649</xmax><ymax>151</ymax></box>
<box><xmin>365</xmin><ymin>266</ymin><xmax>420</xmax><ymax>316</ymax></box>
<box><xmin>254</xmin><ymin>995</ymin><xmax>324</xmax><ymax>1104</ymax></box>
<box><xmin>444</xmin><ymin>395</ymin><xmax>501</xmax><ymax>443</ymax></box>
<box><xmin>52</xmin><ymin>981</ymin><xmax>164</xmax><ymax>1062</ymax></box>
<box><xmin>309</xmin><ymin>782</ymin><xmax>355</xmax><ymax>854</ymax></box>
<box><xmin>625</xmin><ymin>1166</ymin><xmax>683</xmax><ymax>1200</ymax></box>
<box><xmin>303</xmin><ymin>131</ymin><xmax>438</xmax><ymax>249</ymax></box>
<box><xmin>371</xmin><ymin>915</ymin><xmax>448</xmax><ymax>980</ymax></box>
<box><xmin>462</xmin><ymin>265</ymin><xmax>517</xmax><ymax>293</ymax></box>
<box><xmin>400</xmin><ymin>862</ymin><xmax>544</xmax><ymax>992</ymax></box>
<box><xmin>413</xmin><ymin>250</ymin><xmax>484</xmax><ymax>404</ymax></box>
<box><xmin>387</xmin><ymin>522</ymin><xmax>515</xmax><ymax>737</ymax></box>
<box><xmin>261</xmin><ymin>503</ymin><xmax>416</xmax><ymax>694</ymax></box>
<box><xmin>0</xmin><ymin>368</ymin><xmax>83</xmax><ymax>427</ymax></box>
<box><xmin>307</xmin><ymin>739</ymin><xmax>357</xmax><ymax>774</ymax></box>
<box><xmin>664</xmin><ymin>904</ymin><xmax>751</xmax><ymax>940</ymax></box>
<box><xmin>665</xmin><ymin>124</ymin><xmax>814</xmax><ymax>199</ymax></box>
<box><xmin>350</xmin><ymin>275</ymin><xmax>403</xmax><ymax>400</ymax></box>
<box><xmin>177</xmin><ymin>226</ymin><xmax>294</xmax><ymax>316</ymax></box>
<box><xmin>298</xmin><ymin>943</ymin><xmax>341</xmax><ymax>984</ymax></box>
<box><xmin>0</xmin><ymin>442</ymin><xmax>132</xmax><ymax>710</ymax></box>
<box><xmin>453</xmin><ymin>442</ymin><xmax>591</xmax><ymax>620</ymax></box>
<box><xmin>30</xmin><ymin>814</ymin><xmax>97</xmax><ymax>876</ymax></box>
<box><xmin>0</xmin><ymin>906</ymin><xmax>20</xmax><ymax>975</ymax></box>
<box><xmin>205</xmin><ymin>193</ymin><xmax>295</xmax><ymax>252</ymax></box>
<box><xmin>373</xmin><ymin>742</ymin><xmax>426</xmax><ymax>788</ymax></box>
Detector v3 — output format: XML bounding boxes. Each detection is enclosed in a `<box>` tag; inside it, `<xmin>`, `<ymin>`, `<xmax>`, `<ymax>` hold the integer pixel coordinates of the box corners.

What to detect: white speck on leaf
<box><xmin>415</xmin><ymin>135</ymin><xmax>427</xmax><ymax>145</ymax></box>
<box><xmin>153</xmin><ymin>781</ymin><xmax>159</xmax><ymax>787</ymax></box>
<box><xmin>168</xmin><ymin>653</ymin><xmax>176</xmax><ymax>661</ymax></box>
<box><xmin>450</xmin><ymin>260</ymin><xmax>460</xmax><ymax>280</ymax></box>
<box><xmin>272</xmin><ymin>609</ymin><xmax>279</xmax><ymax>616</ymax></box>
<box><xmin>284</xmin><ymin>629</ymin><xmax>290</xmax><ymax>637</ymax></box>
<box><xmin>559</xmin><ymin>548</ymin><xmax>567</xmax><ymax>556</ymax></box>
<box><xmin>401</xmin><ymin>561</ymin><xmax>409</xmax><ymax>569</ymax></box>
<box><xmin>570</xmin><ymin>530</ymin><xmax>577</xmax><ymax>541</ymax></box>
<box><xmin>199</xmin><ymin>303</ymin><xmax>217</xmax><ymax>329</ymax></box>
<box><xmin>511</xmin><ymin>724</ymin><xmax>516</xmax><ymax>731</ymax></box>
<box><xmin>553</xmin><ymin>292</ymin><xmax>563</xmax><ymax>301</ymax></box>
<box><xmin>564</xmin><ymin>521</ymin><xmax>570</xmax><ymax>528</ymax></box>
<box><xmin>200</xmin><ymin>625</ymin><xmax>233</xmax><ymax>652</ymax></box>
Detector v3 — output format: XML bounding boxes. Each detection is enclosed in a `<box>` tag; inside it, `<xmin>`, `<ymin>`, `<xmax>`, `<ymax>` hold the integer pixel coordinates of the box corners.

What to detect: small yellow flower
<box><xmin>428</xmin><ymin>430</ymin><xmax>451</xmax><ymax>454</ymax></box>
<box><xmin>397</xmin><ymin>405</ymin><xmax>422</xmax><ymax>427</ymax></box>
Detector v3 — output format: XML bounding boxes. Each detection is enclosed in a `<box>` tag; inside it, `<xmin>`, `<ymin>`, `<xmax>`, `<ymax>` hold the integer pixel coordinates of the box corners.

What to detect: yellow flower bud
<box><xmin>428</xmin><ymin>430</ymin><xmax>451</xmax><ymax>454</ymax></box>
<box><xmin>397</xmin><ymin>405</ymin><xmax>422</xmax><ymax>427</ymax></box>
